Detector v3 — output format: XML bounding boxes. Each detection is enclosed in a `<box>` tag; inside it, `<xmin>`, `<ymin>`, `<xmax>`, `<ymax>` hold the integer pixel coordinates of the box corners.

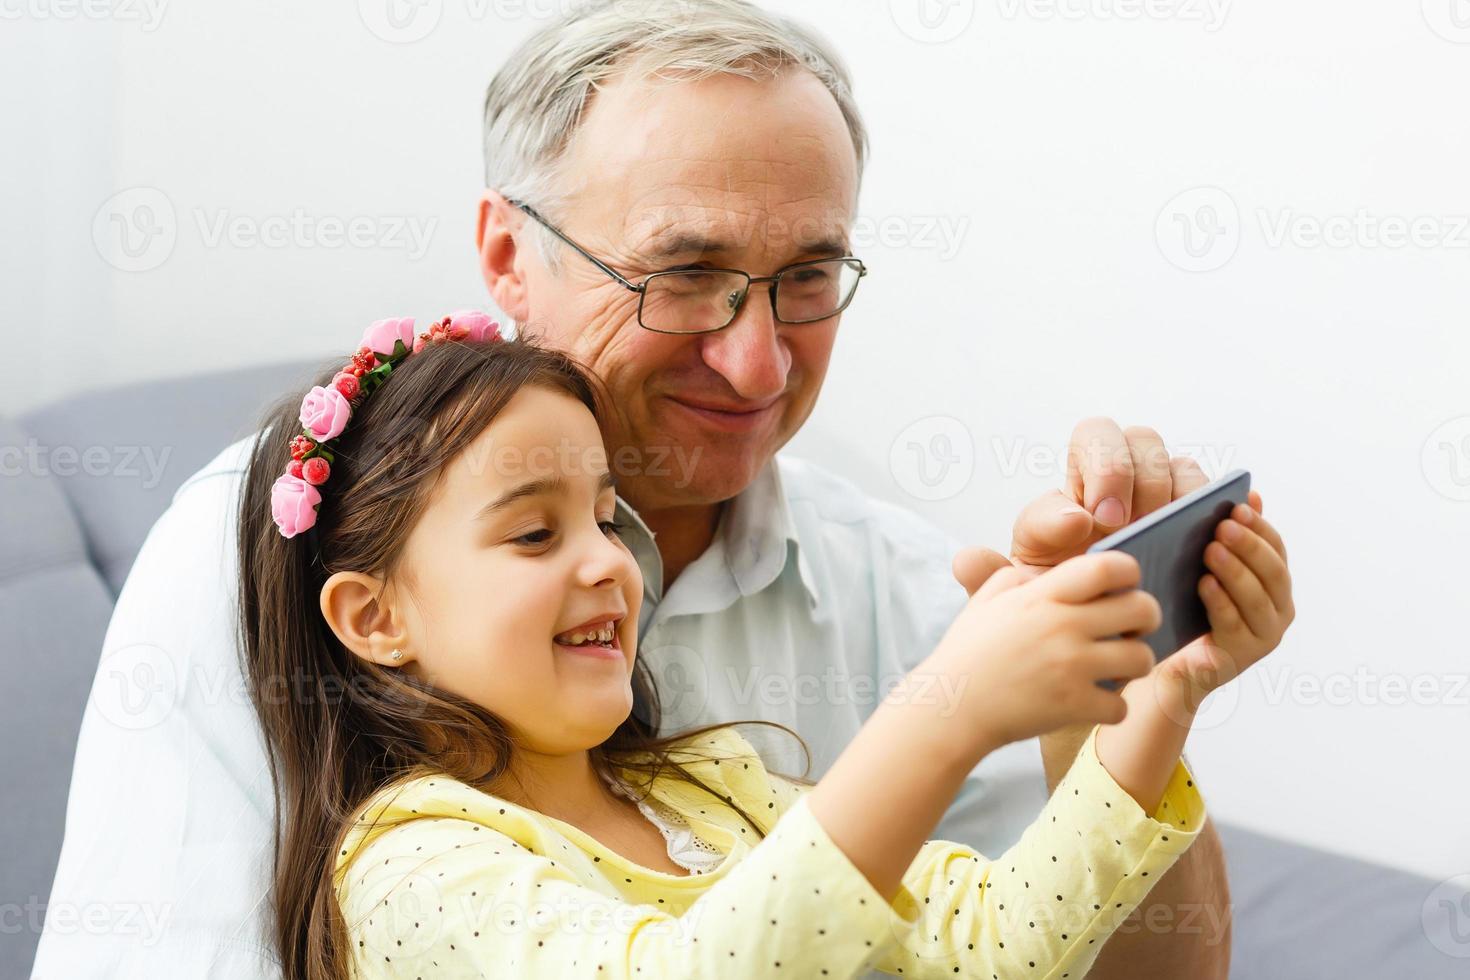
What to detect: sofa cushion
<box><xmin>5</xmin><ymin>359</ymin><xmax>317</xmax><ymax>979</ymax></box>
<box><xmin>0</xmin><ymin>416</ymin><xmax>117</xmax><ymax>979</ymax></box>
<box><xmin>1220</xmin><ymin>822</ymin><xmax>1470</xmax><ymax>976</ymax></box>
<box><xmin>18</xmin><ymin>359</ymin><xmax>323</xmax><ymax>595</ymax></box>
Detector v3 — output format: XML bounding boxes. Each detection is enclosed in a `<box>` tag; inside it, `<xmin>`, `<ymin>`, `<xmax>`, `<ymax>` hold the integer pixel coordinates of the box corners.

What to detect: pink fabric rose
<box><xmin>271</xmin><ymin>473</ymin><xmax>322</xmax><ymax>538</ymax></box>
<box><xmin>360</xmin><ymin>316</ymin><xmax>416</xmax><ymax>358</ymax></box>
<box><xmin>445</xmin><ymin>310</ymin><xmax>502</xmax><ymax>344</ymax></box>
<box><xmin>299</xmin><ymin>385</ymin><xmax>352</xmax><ymax>442</ymax></box>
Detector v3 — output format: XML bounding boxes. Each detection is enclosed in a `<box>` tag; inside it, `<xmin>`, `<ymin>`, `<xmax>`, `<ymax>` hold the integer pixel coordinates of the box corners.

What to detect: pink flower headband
<box><xmin>270</xmin><ymin>311</ymin><xmax>504</xmax><ymax>539</ymax></box>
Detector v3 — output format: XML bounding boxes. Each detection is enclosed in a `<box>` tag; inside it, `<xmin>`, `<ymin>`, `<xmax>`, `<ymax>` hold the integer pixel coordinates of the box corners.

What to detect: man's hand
<box><xmin>1010</xmin><ymin>417</ymin><xmax>1211</xmax><ymax>573</ymax></box>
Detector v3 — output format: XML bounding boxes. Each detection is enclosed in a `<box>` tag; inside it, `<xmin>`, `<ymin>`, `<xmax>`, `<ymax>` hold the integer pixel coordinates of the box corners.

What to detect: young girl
<box><xmin>237</xmin><ymin>313</ymin><xmax>1293</xmax><ymax>979</ymax></box>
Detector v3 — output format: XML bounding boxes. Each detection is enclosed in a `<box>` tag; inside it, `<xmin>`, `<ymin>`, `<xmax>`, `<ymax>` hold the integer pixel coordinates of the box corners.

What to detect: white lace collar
<box><xmin>598</xmin><ymin>769</ymin><xmax>727</xmax><ymax>876</ymax></box>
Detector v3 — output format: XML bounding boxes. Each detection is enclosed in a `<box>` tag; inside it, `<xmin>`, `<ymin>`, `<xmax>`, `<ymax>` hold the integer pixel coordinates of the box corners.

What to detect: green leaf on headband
<box><xmin>300</xmin><ymin>442</ymin><xmax>335</xmax><ymax>464</ymax></box>
<box><xmin>360</xmin><ymin>363</ymin><xmax>393</xmax><ymax>396</ymax></box>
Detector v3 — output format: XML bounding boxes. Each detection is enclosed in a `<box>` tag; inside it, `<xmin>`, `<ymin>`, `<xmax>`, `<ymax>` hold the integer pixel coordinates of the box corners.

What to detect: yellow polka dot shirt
<box><xmin>334</xmin><ymin>724</ymin><xmax>1205</xmax><ymax>979</ymax></box>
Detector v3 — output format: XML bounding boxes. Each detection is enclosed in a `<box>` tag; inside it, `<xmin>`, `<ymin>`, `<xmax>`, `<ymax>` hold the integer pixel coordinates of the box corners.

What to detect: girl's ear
<box><xmin>320</xmin><ymin>570</ymin><xmax>416</xmax><ymax>668</ymax></box>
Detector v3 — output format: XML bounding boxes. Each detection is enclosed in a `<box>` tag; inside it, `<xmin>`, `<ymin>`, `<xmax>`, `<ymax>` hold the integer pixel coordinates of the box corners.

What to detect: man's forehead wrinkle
<box><xmin>622</xmin><ymin>191</ymin><xmax>849</xmax><ymax>257</ymax></box>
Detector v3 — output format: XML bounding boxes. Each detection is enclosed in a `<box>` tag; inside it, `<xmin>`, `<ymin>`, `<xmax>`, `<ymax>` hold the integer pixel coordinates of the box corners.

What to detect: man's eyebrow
<box><xmin>472</xmin><ymin>471</ymin><xmax>618</xmax><ymax>522</ymax></box>
<box><xmin>643</xmin><ymin>233</ymin><xmax>736</xmax><ymax>262</ymax></box>
<box><xmin>642</xmin><ymin>232</ymin><xmax>851</xmax><ymax>265</ymax></box>
<box><xmin>790</xmin><ymin>237</ymin><xmax>851</xmax><ymax>260</ymax></box>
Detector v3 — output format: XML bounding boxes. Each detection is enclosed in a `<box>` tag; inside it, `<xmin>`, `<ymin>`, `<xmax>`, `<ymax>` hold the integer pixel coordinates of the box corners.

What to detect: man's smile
<box><xmin>662</xmin><ymin>393</ymin><xmax>783</xmax><ymax>433</ymax></box>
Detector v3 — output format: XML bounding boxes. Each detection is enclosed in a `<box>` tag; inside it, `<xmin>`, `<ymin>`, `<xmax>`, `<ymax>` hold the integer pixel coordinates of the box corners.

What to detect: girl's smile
<box><xmin>553</xmin><ymin>614</ymin><xmax>629</xmax><ymax>661</ymax></box>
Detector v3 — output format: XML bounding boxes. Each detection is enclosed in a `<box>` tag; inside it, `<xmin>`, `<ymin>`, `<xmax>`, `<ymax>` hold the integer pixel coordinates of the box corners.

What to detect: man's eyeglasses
<box><xmin>507</xmin><ymin>198</ymin><xmax>867</xmax><ymax>336</ymax></box>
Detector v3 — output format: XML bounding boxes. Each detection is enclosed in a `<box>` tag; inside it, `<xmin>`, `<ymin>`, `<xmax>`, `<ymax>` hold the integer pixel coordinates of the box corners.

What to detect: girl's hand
<box><xmin>1155</xmin><ymin>490</ymin><xmax>1295</xmax><ymax>709</ymax></box>
<box><xmin>929</xmin><ymin>549</ymin><xmax>1162</xmax><ymax>757</ymax></box>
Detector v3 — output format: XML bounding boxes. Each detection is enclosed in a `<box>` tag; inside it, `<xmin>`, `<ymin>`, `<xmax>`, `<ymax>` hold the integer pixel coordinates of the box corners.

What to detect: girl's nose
<box><xmin>576</xmin><ymin>525</ymin><xmax>637</xmax><ymax>589</ymax></box>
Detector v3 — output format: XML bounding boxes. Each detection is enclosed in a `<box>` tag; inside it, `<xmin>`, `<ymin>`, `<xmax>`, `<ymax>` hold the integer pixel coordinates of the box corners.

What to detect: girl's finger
<box><xmin>975</xmin><ymin>564</ymin><xmax>1034</xmax><ymax>602</ymax></box>
<box><xmin>1203</xmin><ymin>541</ymin><xmax>1273</xmax><ymax>639</ymax></box>
<box><xmin>1234</xmin><ymin>501</ymin><xmax>1288</xmax><ymax>564</ymax></box>
<box><xmin>1073</xmin><ymin>588</ymin><xmax>1162</xmax><ymax>639</ymax></box>
<box><xmin>1198</xmin><ymin>573</ymin><xmax>1245</xmax><ymax>636</ymax></box>
<box><xmin>1084</xmin><ymin>639</ymin><xmax>1157</xmax><ymax>682</ymax></box>
<box><xmin>1217</xmin><ymin>518</ymin><xmax>1292</xmax><ymax>611</ymax></box>
<box><xmin>1042</xmin><ymin>550</ymin><xmax>1141</xmax><ymax>604</ymax></box>
<box><xmin>953</xmin><ymin>546</ymin><xmax>1018</xmax><ymax>598</ymax></box>
<box><xmin>1079</xmin><ymin>686</ymin><xmax>1129</xmax><ymax>727</ymax></box>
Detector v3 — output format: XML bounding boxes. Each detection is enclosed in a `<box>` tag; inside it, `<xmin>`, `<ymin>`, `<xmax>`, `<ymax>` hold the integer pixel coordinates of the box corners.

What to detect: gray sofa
<box><xmin>3</xmin><ymin>361</ymin><xmax>1465</xmax><ymax>979</ymax></box>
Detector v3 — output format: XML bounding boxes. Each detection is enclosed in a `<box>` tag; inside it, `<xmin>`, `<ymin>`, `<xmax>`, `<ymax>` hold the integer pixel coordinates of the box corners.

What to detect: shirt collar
<box><xmin>721</xmin><ymin>458</ymin><xmax>820</xmax><ymax>609</ymax></box>
<box><xmin>614</xmin><ymin>457</ymin><xmax>821</xmax><ymax>612</ymax></box>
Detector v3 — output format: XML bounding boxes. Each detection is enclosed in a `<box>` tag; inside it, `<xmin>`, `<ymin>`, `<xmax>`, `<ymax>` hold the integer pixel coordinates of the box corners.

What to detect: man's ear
<box><xmin>320</xmin><ymin>570</ymin><xmax>416</xmax><ymax>668</ymax></box>
<box><xmin>477</xmin><ymin>190</ymin><xmax>531</xmax><ymax>323</ymax></box>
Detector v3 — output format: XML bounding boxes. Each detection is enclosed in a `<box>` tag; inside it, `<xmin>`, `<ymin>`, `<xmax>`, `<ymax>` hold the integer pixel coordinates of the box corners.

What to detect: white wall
<box><xmin>3</xmin><ymin>1</ymin><xmax>1467</xmax><ymax>881</ymax></box>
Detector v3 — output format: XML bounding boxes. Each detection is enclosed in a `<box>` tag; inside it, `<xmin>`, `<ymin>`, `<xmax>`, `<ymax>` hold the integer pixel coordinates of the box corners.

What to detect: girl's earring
<box><xmin>390</xmin><ymin>649</ymin><xmax>404</xmax><ymax>662</ymax></box>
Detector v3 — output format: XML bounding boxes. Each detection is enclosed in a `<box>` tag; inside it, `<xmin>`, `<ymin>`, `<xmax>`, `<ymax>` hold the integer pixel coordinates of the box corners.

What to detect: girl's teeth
<box><xmin>558</xmin><ymin>623</ymin><xmax>616</xmax><ymax>646</ymax></box>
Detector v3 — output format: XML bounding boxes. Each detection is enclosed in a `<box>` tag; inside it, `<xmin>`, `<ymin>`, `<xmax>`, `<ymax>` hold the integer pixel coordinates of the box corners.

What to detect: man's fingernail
<box><xmin>1095</xmin><ymin>496</ymin><xmax>1127</xmax><ymax>526</ymax></box>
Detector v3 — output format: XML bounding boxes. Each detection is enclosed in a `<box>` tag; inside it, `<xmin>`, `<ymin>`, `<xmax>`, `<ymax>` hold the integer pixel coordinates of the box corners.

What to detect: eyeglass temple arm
<box><xmin>503</xmin><ymin>197</ymin><xmax>645</xmax><ymax>294</ymax></box>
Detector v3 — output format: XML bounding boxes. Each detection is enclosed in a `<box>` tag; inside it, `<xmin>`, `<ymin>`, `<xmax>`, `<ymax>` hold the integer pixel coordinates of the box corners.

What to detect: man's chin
<box><xmin>621</xmin><ymin>406</ymin><xmax>784</xmax><ymax>505</ymax></box>
<box><xmin>618</xmin><ymin>442</ymin><xmax>770</xmax><ymax>512</ymax></box>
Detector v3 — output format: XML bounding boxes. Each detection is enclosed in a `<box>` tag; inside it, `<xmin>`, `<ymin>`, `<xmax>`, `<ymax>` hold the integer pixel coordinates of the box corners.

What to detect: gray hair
<box><xmin>482</xmin><ymin>0</ymin><xmax>868</xmax><ymax>268</ymax></box>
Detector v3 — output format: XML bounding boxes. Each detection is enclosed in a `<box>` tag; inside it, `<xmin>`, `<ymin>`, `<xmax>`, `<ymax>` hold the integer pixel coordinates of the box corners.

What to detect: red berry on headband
<box><xmin>287</xmin><ymin>459</ymin><xmax>304</xmax><ymax>479</ymax></box>
<box><xmin>289</xmin><ymin>435</ymin><xmax>316</xmax><ymax>461</ymax></box>
<box><xmin>334</xmin><ymin>372</ymin><xmax>360</xmax><ymax>400</ymax></box>
<box><xmin>351</xmin><ymin>347</ymin><xmax>377</xmax><ymax>373</ymax></box>
<box><xmin>302</xmin><ymin>457</ymin><xmax>330</xmax><ymax>485</ymax></box>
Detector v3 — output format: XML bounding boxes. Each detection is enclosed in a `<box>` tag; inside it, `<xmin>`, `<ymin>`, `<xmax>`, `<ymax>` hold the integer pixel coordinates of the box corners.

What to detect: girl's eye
<box><xmin>512</xmin><ymin>528</ymin><xmax>554</xmax><ymax>547</ymax></box>
<box><xmin>599</xmin><ymin>520</ymin><xmax>626</xmax><ymax>539</ymax></box>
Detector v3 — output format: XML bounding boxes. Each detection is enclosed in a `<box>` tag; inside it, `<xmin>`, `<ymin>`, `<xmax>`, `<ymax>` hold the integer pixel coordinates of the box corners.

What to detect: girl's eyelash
<box><xmin>510</xmin><ymin>522</ymin><xmax>623</xmax><ymax>547</ymax></box>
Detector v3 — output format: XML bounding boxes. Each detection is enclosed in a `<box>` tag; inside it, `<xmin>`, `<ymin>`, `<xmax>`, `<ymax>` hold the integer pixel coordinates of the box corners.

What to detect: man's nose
<box><xmin>697</xmin><ymin>286</ymin><xmax>791</xmax><ymax>403</ymax></box>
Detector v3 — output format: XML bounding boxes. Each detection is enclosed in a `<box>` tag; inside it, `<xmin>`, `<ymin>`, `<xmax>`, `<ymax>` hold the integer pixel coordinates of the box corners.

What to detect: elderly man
<box><xmin>33</xmin><ymin>1</ymin><xmax>1228</xmax><ymax>977</ymax></box>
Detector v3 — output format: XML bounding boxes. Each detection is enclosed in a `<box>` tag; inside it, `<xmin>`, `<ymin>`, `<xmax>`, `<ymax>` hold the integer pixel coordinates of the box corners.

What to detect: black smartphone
<box><xmin>1087</xmin><ymin>468</ymin><xmax>1252</xmax><ymax>687</ymax></box>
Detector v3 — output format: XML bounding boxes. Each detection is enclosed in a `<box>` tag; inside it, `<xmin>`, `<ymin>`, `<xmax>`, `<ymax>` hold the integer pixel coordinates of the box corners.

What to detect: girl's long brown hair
<box><xmin>236</xmin><ymin>337</ymin><xmax>806</xmax><ymax>980</ymax></box>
